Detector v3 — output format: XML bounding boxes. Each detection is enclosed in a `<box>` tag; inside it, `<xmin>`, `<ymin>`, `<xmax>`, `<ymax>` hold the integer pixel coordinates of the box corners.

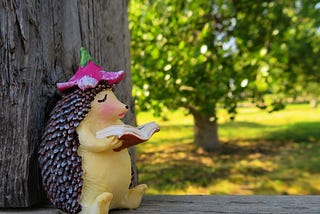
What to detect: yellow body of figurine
<box><xmin>77</xmin><ymin>89</ymin><xmax>147</xmax><ymax>213</ymax></box>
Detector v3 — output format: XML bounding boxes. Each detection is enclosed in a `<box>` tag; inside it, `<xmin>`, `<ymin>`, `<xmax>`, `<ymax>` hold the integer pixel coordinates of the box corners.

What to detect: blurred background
<box><xmin>128</xmin><ymin>0</ymin><xmax>320</xmax><ymax>195</ymax></box>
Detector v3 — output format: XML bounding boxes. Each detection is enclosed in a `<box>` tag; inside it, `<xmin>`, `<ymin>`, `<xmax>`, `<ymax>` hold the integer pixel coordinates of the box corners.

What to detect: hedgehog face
<box><xmin>90</xmin><ymin>89</ymin><xmax>128</xmax><ymax>124</ymax></box>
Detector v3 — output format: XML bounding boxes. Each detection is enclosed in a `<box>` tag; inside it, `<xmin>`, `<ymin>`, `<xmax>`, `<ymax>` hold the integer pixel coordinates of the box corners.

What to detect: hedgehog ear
<box><xmin>79</xmin><ymin>47</ymin><xmax>101</xmax><ymax>67</ymax></box>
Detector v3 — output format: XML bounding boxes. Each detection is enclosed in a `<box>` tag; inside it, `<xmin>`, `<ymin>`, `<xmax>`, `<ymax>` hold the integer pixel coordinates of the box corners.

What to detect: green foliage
<box><xmin>136</xmin><ymin>104</ymin><xmax>320</xmax><ymax>194</ymax></box>
<box><xmin>130</xmin><ymin>0</ymin><xmax>237</xmax><ymax>118</ymax></box>
<box><xmin>79</xmin><ymin>47</ymin><xmax>100</xmax><ymax>67</ymax></box>
<box><xmin>129</xmin><ymin>0</ymin><xmax>320</xmax><ymax>118</ymax></box>
<box><xmin>233</xmin><ymin>0</ymin><xmax>320</xmax><ymax>107</ymax></box>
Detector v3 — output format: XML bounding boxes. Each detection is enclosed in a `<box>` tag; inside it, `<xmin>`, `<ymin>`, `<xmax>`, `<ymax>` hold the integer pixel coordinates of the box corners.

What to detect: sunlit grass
<box><xmin>135</xmin><ymin>104</ymin><xmax>320</xmax><ymax>195</ymax></box>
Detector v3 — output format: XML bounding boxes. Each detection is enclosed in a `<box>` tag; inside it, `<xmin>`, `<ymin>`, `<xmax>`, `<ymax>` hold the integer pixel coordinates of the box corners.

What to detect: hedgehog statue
<box><xmin>38</xmin><ymin>48</ymin><xmax>151</xmax><ymax>214</ymax></box>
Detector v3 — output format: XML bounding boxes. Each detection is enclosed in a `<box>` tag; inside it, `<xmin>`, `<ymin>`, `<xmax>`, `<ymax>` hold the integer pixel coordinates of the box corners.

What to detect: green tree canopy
<box><xmin>129</xmin><ymin>0</ymin><xmax>320</xmax><ymax>151</ymax></box>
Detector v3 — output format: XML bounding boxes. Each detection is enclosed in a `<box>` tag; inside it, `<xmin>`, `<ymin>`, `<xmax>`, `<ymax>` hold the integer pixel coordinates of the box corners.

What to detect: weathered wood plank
<box><xmin>0</xmin><ymin>0</ymin><xmax>135</xmax><ymax>207</ymax></box>
<box><xmin>0</xmin><ymin>208</ymin><xmax>60</xmax><ymax>214</ymax></box>
<box><xmin>0</xmin><ymin>195</ymin><xmax>319</xmax><ymax>213</ymax></box>
<box><xmin>133</xmin><ymin>195</ymin><xmax>320</xmax><ymax>213</ymax></box>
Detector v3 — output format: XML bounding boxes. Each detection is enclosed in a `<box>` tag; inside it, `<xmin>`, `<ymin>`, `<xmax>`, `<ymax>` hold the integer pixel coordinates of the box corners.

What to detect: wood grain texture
<box><xmin>0</xmin><ymin>195</ymin><xmax>320</xmax><ymax>213</ymax></box>
<box><xmin>0</xmin><ymin>0</ymin><xmax>135</xmax><ymax>207</ymax></box>
<box><xmin>131</xmin><ymin>195</ymin><xmax>320</xmax><ymax>214</ymax></box>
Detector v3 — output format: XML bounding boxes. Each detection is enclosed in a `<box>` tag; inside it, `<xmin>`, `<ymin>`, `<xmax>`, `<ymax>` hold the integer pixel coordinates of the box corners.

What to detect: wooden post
<box><xmin>0</xmin><ymin>0</ymin><xmax>135</xmax><ymax>207</ymax></box>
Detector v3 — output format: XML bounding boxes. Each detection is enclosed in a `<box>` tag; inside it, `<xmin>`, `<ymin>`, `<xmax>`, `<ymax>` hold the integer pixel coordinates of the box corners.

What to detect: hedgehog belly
<box><xmin>78</xmin><ymin>148</ymin><xmax>132</xmax><ymax>209</ymax></box>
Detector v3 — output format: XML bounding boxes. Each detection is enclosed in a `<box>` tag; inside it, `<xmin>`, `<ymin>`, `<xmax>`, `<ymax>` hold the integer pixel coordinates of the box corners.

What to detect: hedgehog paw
<box><xmin>81</xmin><ymin>192</ymin><xmax>113</xmax><ymax>214</ymax></box>
<box><xmin>96</xmin><ymin>192</ymin><xmax>113</xmax><ymax>214</ymax></box>
<box><xmin>121</xmin><ymin>184</ymin><xmax>148</xmax><ymax>209</ymax></box>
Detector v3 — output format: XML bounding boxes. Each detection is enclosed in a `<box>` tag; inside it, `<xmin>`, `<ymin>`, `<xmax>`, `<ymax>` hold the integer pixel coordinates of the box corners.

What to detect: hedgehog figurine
<box><xmin>38</xmin><ymin>48</ymin><xmax>148</xmax><ymax>214</ymax></box>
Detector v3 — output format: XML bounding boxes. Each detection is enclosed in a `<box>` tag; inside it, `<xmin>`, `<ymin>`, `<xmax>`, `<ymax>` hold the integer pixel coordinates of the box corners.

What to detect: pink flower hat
<box><xmin>57</xmin><ymin>47</ymin><xmax>125</xmax><ymax>92</ymax></box>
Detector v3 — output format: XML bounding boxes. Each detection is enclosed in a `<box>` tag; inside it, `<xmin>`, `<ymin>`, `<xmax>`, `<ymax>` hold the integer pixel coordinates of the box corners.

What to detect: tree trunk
<box><xmin>192</xmin><ymin>111</ymin><xmax>219</xmax><ymax>151</ymax></box>
<box><xmin>310</xmin><ymin>99</ymin><xmax>318</xmax><ymax>108</ymax></box>
<box><xmin>0</xmin><ymin>0</ymin><xmax>135</xmax><ymax>207</ymax></box>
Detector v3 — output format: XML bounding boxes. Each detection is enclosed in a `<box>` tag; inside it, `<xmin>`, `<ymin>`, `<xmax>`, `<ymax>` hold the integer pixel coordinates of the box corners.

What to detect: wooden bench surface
<box><xmin>1</xmin><ymin>195</ymin><xmax>320</xmax><ymax>213</ymax></box>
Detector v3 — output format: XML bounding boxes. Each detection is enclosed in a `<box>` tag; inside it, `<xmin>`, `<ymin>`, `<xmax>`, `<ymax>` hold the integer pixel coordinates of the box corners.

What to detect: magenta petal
<box><xmin>56</xmin><ymin>61</ymin><xmax>125</xmax><ymax>92</ymax></box>
<box><xmin>57</xmin><ymin>81</ymin><xmax>77</xmax><ymax>92</ymax></box>
<box><xmin>72</xmin><ymin>61</ymin><xmax>103</xmax><ymax>81</ymax></box>
<box><xmin>101</xmin><ymin>70</ymin><xmax>125</xmax><ymax>84</ymax></box>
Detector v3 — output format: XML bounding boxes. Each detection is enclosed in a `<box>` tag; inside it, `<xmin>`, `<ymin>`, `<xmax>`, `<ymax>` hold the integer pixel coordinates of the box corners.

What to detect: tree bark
<box><xmin>192</xmin><ymin>111</ymin><xmax>220</xmax><ymax>151</ymax></box>
<box><xmin>0</xmin><ymin>0</ymin><xmax>135</xmax><ymax>207</ymax></box>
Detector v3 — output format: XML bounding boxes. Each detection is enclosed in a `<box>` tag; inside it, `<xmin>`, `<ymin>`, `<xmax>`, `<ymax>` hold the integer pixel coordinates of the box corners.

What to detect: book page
<box><xmin>96</xmin><ymin>122</ymin><xmax>159</xmax><ymax>139</ymax></box>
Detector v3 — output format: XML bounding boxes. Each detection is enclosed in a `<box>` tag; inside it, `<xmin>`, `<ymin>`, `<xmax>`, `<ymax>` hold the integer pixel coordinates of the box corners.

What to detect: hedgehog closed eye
<box><xmin>98</xmin><ymin>94</ymin><xmax>108</xmax><ymax>103</ymax></box>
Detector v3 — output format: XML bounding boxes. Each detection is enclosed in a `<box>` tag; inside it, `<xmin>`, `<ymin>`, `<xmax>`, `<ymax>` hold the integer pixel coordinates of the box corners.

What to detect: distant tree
<box><xmin>129</xmin><ymin>0</ymin><xmax>320</xmax><ymax>151</ymax></box>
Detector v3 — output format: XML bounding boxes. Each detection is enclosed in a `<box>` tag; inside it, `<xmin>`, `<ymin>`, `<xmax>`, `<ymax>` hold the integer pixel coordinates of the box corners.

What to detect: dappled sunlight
<box><xmin>234</xmin><ymin>159</ymin><xmax>277</xmax><ymax>174</ymax></box>
<box><xmin>139</xmin><ymin>142</ymin><xmax>215</xmax><ymax>167</ymax></box>
<box><xmin>202</xmin><ymin>179</ymin><xmax>251</xmax><ymax>195</ymax></box>
<box><xmin>135</xmin><ymin>104</ymin><xmax>320</xmax><ymax>195</ymax></box>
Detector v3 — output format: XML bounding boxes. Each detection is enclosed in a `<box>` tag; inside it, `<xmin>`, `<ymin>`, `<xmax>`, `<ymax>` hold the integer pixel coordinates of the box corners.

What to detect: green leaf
<box><xmin>79</xmin><ymin>47</ymin><xmax>100</xmax><ymax>67</ymax></box>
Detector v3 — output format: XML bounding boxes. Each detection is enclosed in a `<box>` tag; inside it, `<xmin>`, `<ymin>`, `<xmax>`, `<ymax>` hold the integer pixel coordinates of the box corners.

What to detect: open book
<box><xmin>96</xmin><ymin>121</ymin><xmax>160</xmax><ymax>152</ymax></box>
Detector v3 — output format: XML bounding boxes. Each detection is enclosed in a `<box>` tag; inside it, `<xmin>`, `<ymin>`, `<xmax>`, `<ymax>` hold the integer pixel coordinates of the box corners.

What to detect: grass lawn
<box><xmin>135</xmin><ymin>104</ymin><xmax>320</xmax><ymax>195</ymax></box>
